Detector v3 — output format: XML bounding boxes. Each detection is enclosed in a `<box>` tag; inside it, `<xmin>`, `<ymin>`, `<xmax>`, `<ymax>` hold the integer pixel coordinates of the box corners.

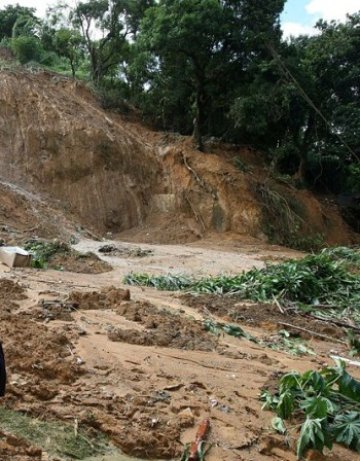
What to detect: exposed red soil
<box><xmin>0</xmin><ymin>69</ymin><xmax>357</xmax><ymax>247</ymax></box>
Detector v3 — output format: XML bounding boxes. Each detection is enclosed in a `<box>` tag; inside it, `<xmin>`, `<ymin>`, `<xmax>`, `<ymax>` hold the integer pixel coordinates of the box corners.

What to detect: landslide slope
<box><xmin>0</xmin><ymin>70</ymin><xmax>160</xmax><ymax>233</ymax></box>
<box><xmin>0</xmin><ymin>69</ymin><xmax>356</xmax><ymax>246</ymax></box>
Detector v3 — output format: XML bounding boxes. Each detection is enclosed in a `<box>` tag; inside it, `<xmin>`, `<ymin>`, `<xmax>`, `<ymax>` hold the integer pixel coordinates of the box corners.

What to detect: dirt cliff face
<box><xmin>0</xmin><ymin>69</ymin><xmax>356</xmax><ymax>246</ymax></box>
<box><xmin>0</xmin><ymin>70</ymin><xmax>160</xmax><ymax>232</ymax></box>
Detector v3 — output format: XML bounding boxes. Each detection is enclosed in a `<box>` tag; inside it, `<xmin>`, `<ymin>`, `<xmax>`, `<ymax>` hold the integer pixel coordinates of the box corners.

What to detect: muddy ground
<box><xmin>0</xmin><ymin>238</ymin><xmax>359</xmax><ymax>461</ymax></box>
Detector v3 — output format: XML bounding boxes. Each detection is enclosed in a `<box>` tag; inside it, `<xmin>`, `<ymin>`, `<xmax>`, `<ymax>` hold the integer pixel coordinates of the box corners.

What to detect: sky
<box><xmin>1</xmin><ymin>0</ymin><xmax>360</xmax><ymax>37</ymax></box>
<box><xmin>282</xmin><ymin>0</ymin><xmax>360</xmax><ymax>37</ymax></box>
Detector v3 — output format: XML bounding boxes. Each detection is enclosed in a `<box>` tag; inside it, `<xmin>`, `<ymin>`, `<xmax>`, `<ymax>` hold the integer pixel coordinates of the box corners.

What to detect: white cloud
<box><xmin>282</xmin><ymin>22</ymin><xmax>317</xmax><ymax>39</ymax></box>
<box><xmin>2</xmin><ymin>0</ymin><xmax>49</xmax><ymax>17</ymax></box>
<box><xmin>306</xmin><ymin>0</ymin><xmax>360</xmax><ymax>22</ymax></box>
<box><xmin>282</xmin><ymin>0</ymin><xmax>360</xmax><ymax>38</ymax></box>
<box><xmin>2</xmin><ymin>1</ymin><xmax>75</xmax><ymax>17</ymax></box>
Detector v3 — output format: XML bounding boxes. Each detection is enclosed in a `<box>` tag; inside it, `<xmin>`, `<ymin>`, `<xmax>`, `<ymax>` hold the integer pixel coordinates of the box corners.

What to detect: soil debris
<box><xmin>181</xmin><ymin>293</ymin><xmax>344</xmax><ymax>340</ymax></box>
<box><xmin>68</xmin><ymin>286</ymin><xmax>131</xmax><ymax>310</ymax></box>
<box><xmin>0</xmin><ymin>279</ymin><xmax>27</xmax><ymax>311</ymax></box>
<box><xmin>98</xmin><ymin>244</ymin><xmax>153</xmax><ymax>257</ymax></box>
<box><xmin>24</xmin><ymin>239</ymin><xmax>112</xmax><ymax>273</ymax></box>
<box><xmin>109</xmin><ymin>301</ymin><xmax>217</xmax><ymax>351</ymax></box>
<box><xmin>0</xmin><ymin>430</ymin><xmax>42</xmax><ymax>461</ymax></box>
<box><xmin>0</xmin><ymin>68</ymin><xmax>359</xmax><ymax>461</ymax></box>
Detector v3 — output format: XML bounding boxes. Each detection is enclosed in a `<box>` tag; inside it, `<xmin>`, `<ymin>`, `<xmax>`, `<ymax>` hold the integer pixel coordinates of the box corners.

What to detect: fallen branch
<box><xmin>330</xmin><ymin>355</ymin><xmax>360</xmax><ymax>368</ymax></box>
<box><xmin>277</xmin><ymin>322</ymin><xmax>345</xmax><ymax>344</ymax></box>
<box><xmin>272</xmin><ymin>295</ymin><xmax>285</xmax><ymax>314</ymax></box>
<box><xmin>304</xmin><ymin>314</ymin><xmax>360</xmax><ymax>333</ymax></box>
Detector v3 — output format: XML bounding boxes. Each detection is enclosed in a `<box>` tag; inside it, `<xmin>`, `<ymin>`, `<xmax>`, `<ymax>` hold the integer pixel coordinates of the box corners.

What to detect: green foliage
<box><xmin>297</xmin><ymin>418</ymin><xmax>333</xmax><ymax>459</ymax></box>
<box><xmin>233</xmin><ymin>157</ymin><xmax>250</xmax><ymax>173</ymax></box>
<box><xmin>265</xmin><ymin>330</ymin><xmax>315</xmax><ymax>357</ymax></box>
<box><xmin>347</xmin><ymin>331</ymin><xmax>360</xmax><ymax>357</ymax></box>
<box><xmin>72</xmin><ymin>0</ymin><xmax>131</xmax><ymax>82</ymax></box>
<box><xmin>252</xmin><ymin>181</ymin><xmax>324</xmax><ymax>250</ymax></box>
<box><xmin>96</xmin><ymin>80</ymin><xmax>132</xmax><ymax>111</ymax></box>
<box><xmin>132</xmin><ymin>0</ymin><xmax>285</xmax><ymax>146</ymax></box>
<box><xmin>254</xmin><ymin>182</ymin><xmax>305</xmax><ymax>248</ymax></box>
<box><xmin>332</xmin><ymin>412</ymin><xmax>360</xmax><ymax>451</ymax></box>
<box><xmin>11</xmin><ymin>35</ymin><xmax>42</xmax><ymax>64</ymax></box>
<box><xmin>181</xmin><ymin>441</ymin><xmax>210</xmax><ymax>461</ymax></box>
<box><xmin>191</xmin><ymin>251</ymin><xmax>360</xmax><ymax>305</ymax></box>
<box><xmin>322</xmin><ymin>246</ymin><xmax>360</xmax><ymax>270</ymax></box>
<box><xmin>24</xmin><ymin>239</ymin><xmax>71</xmax><ymax>268</ymax></box>
<box><xmin>288</xmin><ymin>234</ymin><xmax>326</xmax><ymax>252</ymax></box>
<box><xmin>124</xmin><ymin>248</ymin><xmax>360</xmax><ymax>325</ymax></box>
<box><xmin>347</xmin><ymin>164</ymin><xmax>360</xmax><ymax>194</ymax></box>
<box><xmin>0</xmin><ymin>4</ymin><xmax>36</xmax><ymax>40</ymax></box>
<box><xmin>52</xmin><ymin>28</ymin><xmax>83</xmax><ymax>77</ymax></box>
<box><xmin>262</xmin><ymin>361</ymin><xmax>360</xmax><ymax>458</ymax></box>
<box><xmin>203</xmin><ymin>319</ymin><xmax>256</xmax><ymax>342</ymax></box>
<box><xmin>123</xmin><ymin>273</ymin><xmax>193</xmax><ymax>291</ymax></box>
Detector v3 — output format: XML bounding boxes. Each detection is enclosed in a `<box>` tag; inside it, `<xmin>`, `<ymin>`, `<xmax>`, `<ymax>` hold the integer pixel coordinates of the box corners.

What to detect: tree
<box><xmin>0</xmin><ymin>4</ymin><xmax>37</xmax><ymax>40</ymax></box>
<box><xmin>228</xmin><ymin>11</ymin><xmax>360</xmax><ymax>189</ymax></box>
<box><xmin>134</xmin><ymin>0</ymin><xmax>285</xmax><ymax>151</ymax></box>
<box><xmin>123</xmin><ymin>0</ymin><xmax>155</xmax><ymax>38</ymax></box>
<box><xmin>52</xmin><ymin>28</ymin><xmax>83</xmax><ymax>78</ymax></box>
<box><xmin>72</xmin><ymin>0</ymin><xmax>130</xmax><ymax>82</ymax></box>
<box><xmin>283</xmin><ymin>14</ymin><xmax>360</xmax><ymax>188</ymax></box>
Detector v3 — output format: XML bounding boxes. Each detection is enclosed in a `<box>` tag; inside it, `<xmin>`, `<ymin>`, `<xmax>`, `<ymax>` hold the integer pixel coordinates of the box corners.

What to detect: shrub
<box><xmin>262</xmin><ymin>360</ymin><xmax>360</xmax><ymax>459</ymax></box>
<box><xmin>11</xmin><ymin>35</ymin><xmax>41</xmax><ymax>64</ymax></box>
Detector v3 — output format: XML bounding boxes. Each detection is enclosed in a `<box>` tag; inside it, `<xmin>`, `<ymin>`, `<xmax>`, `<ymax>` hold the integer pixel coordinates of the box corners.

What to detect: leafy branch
<box><xmin>262</xmin><ymin>360</ymin><xmax>360</xmax><ymax>459</ymax></box>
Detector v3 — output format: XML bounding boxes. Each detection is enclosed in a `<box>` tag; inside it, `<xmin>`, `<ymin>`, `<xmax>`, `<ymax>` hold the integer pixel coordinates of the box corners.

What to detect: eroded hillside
<box><xmin>0</xmin><ymin>69</ymin><xmax>357</xmax><ymax>247</ymax></box>
<box><xmin>0</xmin><ymin>70</ymin><xmax>160</xmax><ymax>233</ymax></box>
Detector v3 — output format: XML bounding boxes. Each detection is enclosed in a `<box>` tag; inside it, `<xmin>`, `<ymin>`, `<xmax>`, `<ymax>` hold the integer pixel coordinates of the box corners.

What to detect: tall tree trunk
<box><xmin>193</xmin><ymin>80</ymin><xmax>206</xmax><ymax>152</ymax></box>
<box><xmin>90</xmin><ymin>46</ymin><xmax>102</xmax><ymax>83</ymax></box>
<box><xmin>70</xmin><ymin>59</ymin><xmax>76</xmax><ymax>79</ymax></box>
<box><xmin>296</xmin><ymin>113</ymin><xmax>315</xmax><ymax>182</ymax></box>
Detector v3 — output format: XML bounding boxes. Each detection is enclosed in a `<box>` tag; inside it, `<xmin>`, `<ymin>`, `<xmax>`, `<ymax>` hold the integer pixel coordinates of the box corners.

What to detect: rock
<box><xmin>178</xmin><ymin>408</ymin><xmax>195</xmax><ymax>428</ymax></box>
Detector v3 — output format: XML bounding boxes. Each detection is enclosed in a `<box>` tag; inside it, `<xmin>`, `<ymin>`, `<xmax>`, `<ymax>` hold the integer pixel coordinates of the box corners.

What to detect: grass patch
<box><xmin>0</xmin><ymin>407</ymin><xmax>109</xmax><ymax>459</ymax></box>
<box><xmin>233</xmin><ymin>156</ymin><xmax>250</xmax><ymax>172</ymax></box>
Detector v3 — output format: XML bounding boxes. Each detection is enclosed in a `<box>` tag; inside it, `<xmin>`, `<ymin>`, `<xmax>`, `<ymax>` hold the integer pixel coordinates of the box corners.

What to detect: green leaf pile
<box><xmin>24</xmin><ymin>239</ymin><xmax>71</xmax><ymax>269</ymax></box>
<box><xmin>124</xmin><ymin>247</ymin><xmax>360</xmax><ymax>324</ymax></box>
